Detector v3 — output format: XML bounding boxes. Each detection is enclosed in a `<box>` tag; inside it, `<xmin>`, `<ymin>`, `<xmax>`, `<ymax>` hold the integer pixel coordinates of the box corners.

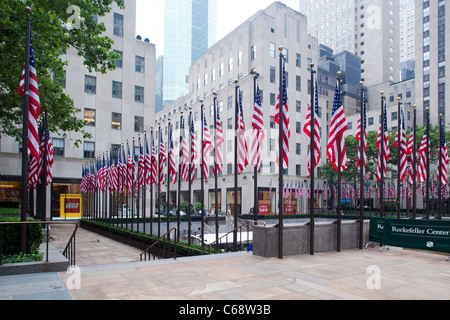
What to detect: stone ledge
<box><xmin>0</xmin><ymin>242</ymin><xmax>70</xmax><ymax>276</ymax></box>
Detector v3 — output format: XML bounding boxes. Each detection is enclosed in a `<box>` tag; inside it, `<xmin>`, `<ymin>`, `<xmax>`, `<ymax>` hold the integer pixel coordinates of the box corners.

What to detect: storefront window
<box><xmin>52</xmin><ymin>183</ymin><xmax>82</xmax><ymax>219</ymax></box>
<box><xmin>0</xmin><ymin>181</ymin><xmax>21</xmax><ymax>208</ymax></box>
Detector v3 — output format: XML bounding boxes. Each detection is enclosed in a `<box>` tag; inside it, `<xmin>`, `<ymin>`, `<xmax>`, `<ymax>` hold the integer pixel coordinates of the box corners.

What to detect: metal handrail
<box><xmin>140</xmin><ymin>227</ymin><xmax>178</xmax><ymax>261</ymax></box>
<box><xmin>0</xmin><ymin>221</ymin><xmax>79</xmax><ymax>266</ymax></box>
<box><xmin>207</xmin><ymin>220</ymin><xmax>266</xmax><ymax>252</ymax></box>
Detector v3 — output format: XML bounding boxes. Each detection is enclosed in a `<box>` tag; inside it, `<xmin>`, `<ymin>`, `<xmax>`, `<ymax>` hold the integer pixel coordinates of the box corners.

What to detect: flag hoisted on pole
<box><xmin>190</xmin><ymin>116</ymin><xmax>198</xmax><ymax>183</ymax></box>
<box><xmin>437</xmin><ymin>120</ymin><xmax>449</xmax><ymax>186</ymax></box>
<box><xmin>145</xmin><ymin>134</ymin><xmax>151</xmax><ymax>187</ymax></box>
<box><xmin>418</xmin><ymin>128</ymin><xmax>429</xmax><ymax>183</ymax></box>
<box><xmin>19</xmin><ymin>37</ymin><xmax>41</xmax><ymax>160</ymax></box>
<box><xmin>357</xmin><ymin>91</ymin><xmax>367</xmax><ymax>174</ymax></box>
<box><xmin>169</xmin><ymin>123</ymin><xmax>177</xmax><ymax>184</ymax></box>
<box><xmin>237</xmin><ymin>88</ymin><xmax>249</xmax><ymax>174</ymax></box>
<box><xmin>304</xmin><ymin>81</ymin><xmax>321</xmax><ymax>178</ymax></box>
<box><xmin>327</xmin><ymin>80</ymin><xmax>348</xmax><ymax>172</ymax></box>
<box><xmin>395</xmin><ymin>105</ymin><xmax>408</xmax><ymax>183</ymax></box>
<box><xmin>202</xmin><ymin>112</ymin><xmax>212</xmax><ymax>179</ymax></box>
<box><xmin>251</xmin><ymin>79</ymin><xmax>264</xmax><ymax>172</ymax></box>
<box><xmin>377</xmin><ymin>102</ymin><xmax>390</xmax><ymax>182</ymax></box>
<box><xmin>214</xmin><ymin>99</ymin><xmax>224</xmax><ymax>176</ymax></box>
<box><xmin>151</xmin><ymin>132</ymin><xmax>158</xmax><ymax>185</ymax></box>
<box><xmin>180</xmin><ymin>117</ymin><xmax>189</xmax><ymax>181</ymax></box>
<box><xmin>275</xmin><ymin>58</ymin><xmax>290</xmax><ymax>170</ymax></box>
<box><xmin>159</xmin><ymin>130</ymin><xmax>167</xmax><ymax>185</ymax></box>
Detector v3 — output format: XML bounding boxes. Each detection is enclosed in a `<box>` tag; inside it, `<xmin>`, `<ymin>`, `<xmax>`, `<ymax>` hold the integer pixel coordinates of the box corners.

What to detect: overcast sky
<box><xmin>135</xmin><ymin>0</ymin><xmax>300</xmax><ymax>57</ymax></box>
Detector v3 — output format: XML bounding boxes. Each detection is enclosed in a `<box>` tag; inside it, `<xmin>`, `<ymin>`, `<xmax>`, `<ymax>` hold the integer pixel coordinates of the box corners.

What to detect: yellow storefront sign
<box><xmin>60</xmin><ymin>194</ymin><xmax>83</xmax><ymax>218</ymax></box>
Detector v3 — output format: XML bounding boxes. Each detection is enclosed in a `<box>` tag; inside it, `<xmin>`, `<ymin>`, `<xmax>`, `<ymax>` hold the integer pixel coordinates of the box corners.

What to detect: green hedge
<box><xmin>0</xmin><ymin>218</ymin><xmax>43</xmax><ymax>256</ymax></box>
<box><xmin>0</xmin><ymin>208</ymin><xmax>21</xmax><ymax>217</ymax></box>
<box><xmin>81</xmin><ymin>219</ymin><xmax>219</xmax><ymax>257</ymax></box>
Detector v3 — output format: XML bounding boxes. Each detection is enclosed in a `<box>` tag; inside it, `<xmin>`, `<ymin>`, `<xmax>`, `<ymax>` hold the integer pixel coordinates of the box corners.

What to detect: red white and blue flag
<box><xmin>202</xmin><ymin>112</ymin><xmax>212</xmax><ymax>179</ymax></box>
<box><xmin>190</xmin><ymin>117</ymin><xmax>198</xmax><ymax>183</ymax></box>
<box><xmin>304</xmin><ymin>81</ymin><xmax>321</xmax><ymax>178</ymax></box>
<box><xmin>377</xmin><ymin>103</ymin><xmax>390</xmax><ymax>182</ymax></box>
<box><xmin>357</xmin><ymin>93</ymin><xmax>367</xmax><ymax>174</ymax></box>
<box><xmin>213</xmin><ymin>100</ymin><xmax>224</xmax><ymax>176</ymax></box>
<box><xmin>237</xmin><ymin>89</ymin><xmax>249</xmax><ymax>174</ymax></box>
<box><xmin>251</xmin><ymin>79</ymin><xmax>264</xmax><ymax>172</ymax></box>
<box><xmin>275</xmin><ymin>59</ymin><xmax>290</xmax><ymax>170</ymax></box>
<box><xmin>394</xmin><ymin>107</ymin><xmax>408</xmax><ymax>182</ymax></box>
<box><xmin>169</xmin><ymin>125</ymin><xmax>177</xmax><ymax>184</ymax></box>
<box><xmin>437</xmin><ymin>123</ymin><xmax>448</xmax><ymax>185</ymax></box>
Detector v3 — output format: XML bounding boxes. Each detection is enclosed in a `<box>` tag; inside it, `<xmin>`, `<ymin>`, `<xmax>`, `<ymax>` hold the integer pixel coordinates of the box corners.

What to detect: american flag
<box><xmin>145</xmin><ymin>135</ymin><xmax>151</xmax><ymax>187</ymax></box>
<box><xmin>27</xmin><ymin>156</ymin><xmax>38</xmax><ymax>191</ymax></box>
<box><xmin>117</xmin><ymin>146</ymin><xmax>123</xmax><ymax>193</ymax></box>
<box><xmin>159</xmin><ymin>131</ymin><xmax>166</xmax><ymax>185</ymax></box>
<box><xmin>251</xmin><ymin>79</ymin><xmax>264</xmax><ymax>172</ymax></box>
<box><xmin>304</xmin><ymin>81</ymin><xmax>321</xmax><ymax>178</ymax></box>
<box><xmin>45</xmin><ymin>130</ymin><xmax>54</xmax><ymax>186</ymax></box>
<box><xmin>180</xmin><ymin>118</ymin><xmax>189</xmax><ymax>181</ymax></box>
<box><xmin>190</xmin><ymin>117</ymin><xmax>198</xmax><ymax>183</ymax></box>
<box><xmin>356</xmin><ymin>93</ymin><xmax>367</xmax><ymax>174</ymax></box>
<box><xmin>275</xmin><ymin>59</ymin><xmax>290</xmax><ymax>170</ymax></box>
<box><xmin>108</xmin><ymin>151</ymin><xmax>118</xmax><ymax>194</ymax></box>
<box><xmin>418</xmin><ymin>128</ymin><xmax>429</xmax><ymax>183</ymax></box>
<box><xmin>376</xmin><ymin>103</ymin><xmax>390</xmax><ymax>181</ymax></box>
<box><xmin>101</xmin><ymin>154</ymin><xmax>108</xmax><ymax>192</ymax></box>
<box><xmin>394</xmin><ymin>107</ymin><xmax>408</xmax><ymax>182</ymax></box>
<box><xmin>138</xmin><ymin>137</ymin><xmax>145</xmax><ymax>188</ymax></box>
<box><xmin>213</xmin><ymin>101</ymin><xmax>224</xmax><ymax>175</ymax></box>
<box><xmin>202</xmin><ymin>113</ymin><xmax>212</xmax><ymax>179</ymax></box>
<box><xmin>327</xmin><ymin>81</ymin><xmax>348</xmax><ymax>172</ymax></box>
<box><xmin>19</xmin><ymin>38</ymin><xmax>41</xmax><ymax>160</ymax></box>
<box><xmin>81</xmin><ymin>164</ymin><xmax>88</xmax><ymax>194</ymax></box>
<box><xmin>127</xmin><ymin>142</ymin><xmax>134</xmax><ymax>190</ymax></box>
<box><xmin>437</xmin><ymin>123</ymin><xmax>448</xmax><ymax>185</ymax></box>
<box><xmin>169</xmin><ymin>125</ymin><xmax>177</xmax><ymax>184</ymax></box>
<box><xmin>151</xmin><ymin>132</ymin><xmax>158</xmax><ymax>185</ymax></box>
<box><xmin>237</xmin><ymin>89</ymin><xmax>249</xmax><ymax>174</ymax></box>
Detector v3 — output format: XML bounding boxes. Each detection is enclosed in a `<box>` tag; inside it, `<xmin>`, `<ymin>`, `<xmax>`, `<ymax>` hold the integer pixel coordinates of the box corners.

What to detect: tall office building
<box><xmin>162</xmin><ymin>0</ymin><xmax>216</xmax><ymax>108</ymax></box>
<box><xmin>299</xmin><ymin>0</ymin><xmax>400</xmax><ymax>87</ymax></box>
<box><xmin>415</xmin><ymin>0</ymin><xmax>449</xmax><ymax>125</ymax></box>
<box><xmin>0</xmin><ymin>0</ymin><xmax>156</xmax><ymax>219</ymax></box>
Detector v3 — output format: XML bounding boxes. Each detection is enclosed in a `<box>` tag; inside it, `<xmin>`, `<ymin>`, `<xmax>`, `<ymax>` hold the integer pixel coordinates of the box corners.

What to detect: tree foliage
<box><xmin>0</xmin><ymin>0</ymin><xmax>124</xmax><ymax>146</ymax></box>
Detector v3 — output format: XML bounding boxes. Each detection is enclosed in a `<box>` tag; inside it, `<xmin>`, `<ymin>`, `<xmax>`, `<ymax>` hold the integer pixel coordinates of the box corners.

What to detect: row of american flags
<box><xmin>21</xmin><ymin>34</ymin><xmax>448</xmax><ymax>203</ymax></box>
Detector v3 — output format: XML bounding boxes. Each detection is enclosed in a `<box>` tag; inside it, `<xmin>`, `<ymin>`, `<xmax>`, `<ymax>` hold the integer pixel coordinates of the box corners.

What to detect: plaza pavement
<box><xmin>1</xmin><ymin>223</ymin><xmax>449</xmax><ymax>300</ymax></box>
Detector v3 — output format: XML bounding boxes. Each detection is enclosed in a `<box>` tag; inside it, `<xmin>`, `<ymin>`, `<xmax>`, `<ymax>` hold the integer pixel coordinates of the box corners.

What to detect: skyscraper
<box><xmin>162</xmin><ymin>0</ymin><xmax>216</xmax><ymax>108</ymax></box>
<box><xmin>299</xmin><ymin>0</ymin><xmax>400</xmax><ymax>87</ymax></box>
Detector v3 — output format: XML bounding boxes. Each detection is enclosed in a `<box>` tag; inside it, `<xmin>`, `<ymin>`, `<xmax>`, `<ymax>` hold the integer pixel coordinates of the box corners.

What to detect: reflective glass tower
<box><xmin>162</xmin><ymin>0</ymin><xmax>216</xmax><ymax>107</ymax></box>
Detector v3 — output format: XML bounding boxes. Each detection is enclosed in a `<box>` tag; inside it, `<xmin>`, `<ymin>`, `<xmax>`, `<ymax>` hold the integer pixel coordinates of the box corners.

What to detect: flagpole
<box><xmin>20</xmin><ymin>6</ymin><xmax>32</xmax><ymax>253</ymax></box>
<box><xmin>309</xmin><ymin>63</ymin><xmax>316</xmax><ymax>256</ymax></box>
<box><xmin>167</xmin><ymin>119</ymin><xmax>171</xmax><ymax>235</ymax></box>
<box><xmin>157</xmin><ymin>125</ymin><xmax>162</xmax><ymax>237</ymax></box>
<box><xmin>397</xmin><ymin>97</ymin><xmax>402</xmax><ymax>219</ymax></box>
<box><xmin>336</xmin><ymin>72</ymin><xmax>342</xmax><ymax>253</ymax></box>
<box><xmin>188</xmin><ymin>108</ymin><xmax>193</xmax><ymax>246</ymax></box>
<box><xmin>200</xmin><ymin>101</ymin><xmax>205</xmax><ymax>248</ymax></box>
<box><xmin>438</xmin><ymin>114</ymin><xmax>443</xmax><ymax>220</ymax></box>
<box><xmin>143</xmin><ymin>131</ymin><xmax>147</xmax><ymax>235</ymax></box>
<box><xmin>412</xmin><ymin>105</ymin><xmax>417</xmax><ymax>219</ymax></box>
<box><xmin>234</xmin><ymin>80</ymin><xmax>239</xmax><ymax>252</ymax></box>
<box><xmin>252</xmin><ymin>70</ymin><xmax>259</xmax><ymax>225</ymax></box>
<box><xmin>380</xmin><ymin>92</ymin><xmax>386</xmax><ymax>217</ymax></box>
<box><xmin>359</xmin><ymin>81</ymin><xmax>365</xmax><ymax>249</ymax></box>
<box><xmin>213</xmin><ymin>92</ymin><xmax>219</xmax><ymax>249</ymax></box>
<box><xmin>177</xmin><ymin>114</ymin><xmax>183</xmax><ymax>242</ymax></box>
<box><xmin>278</xmin><ymin>48</ymin><xmax>285</xmax><ymax>259</ymax></box>
<box><xmin>426</xmin><ymin>107</ymin><xmax>430</xmax><ymax>219</ymax></box>
<box><xmin>149</xmin><ymin>131</ymin><xmax>154</xmax><ymax>236</ymax></box>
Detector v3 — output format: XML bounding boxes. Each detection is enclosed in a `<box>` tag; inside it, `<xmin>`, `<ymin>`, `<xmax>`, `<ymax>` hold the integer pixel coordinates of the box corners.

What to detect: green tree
<box><xmin>0</xmin><ymin>0</ymin><xmax>124</xmax><ymax>146</ymax></box>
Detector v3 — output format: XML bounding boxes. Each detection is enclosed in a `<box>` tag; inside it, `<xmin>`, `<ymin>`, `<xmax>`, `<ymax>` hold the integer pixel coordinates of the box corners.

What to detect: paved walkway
<box><xmin>1</xmin><ymin>224</ymin><xmax>450</xmax><ymax>300</ymax></box>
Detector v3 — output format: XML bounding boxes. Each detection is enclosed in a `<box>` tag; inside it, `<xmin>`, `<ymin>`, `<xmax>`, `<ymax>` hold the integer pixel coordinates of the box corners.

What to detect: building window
<box><xmin>296</xmin><ymin>165</ymin><xmax>301</xmax><ymax>177</ymax></box>
<box><xmin>114</xmin><ymin>50</ymin><xmax>123</xmax><ymax>68</ymax></box>
<box><xmin>296</xmin><ymin>53</ymin><xmax>301</xmax><ymax>68</ymax></box>
<box><xmin>135</xmin><ymin>56</ymin><xmax>145</xmax><ymax>73</ymax></box>
<box><xmin>84</xmin><ymin>75</ymin><xmax>96</xmax><ymax>94</ymax></box>
<box><xmin>270</xmin><ymin>67</ymin><xmax>276</xmax><ymax>83</ymax></box>
<box><xmin>135</xmin><ymin>86</ymin><xmax>144</xmax><ymax>103</ymax></box>
<box><xmin>112</xmin><ymin>112</ymin><xmax>122</xmax><ymax>130</ymax></box>
<box><xmin>270</xmin><ymin>42</ymin><xmax>276</xmax><ymax>58</ymax></box>
<box><xmin>228</xmin><ymin>57</ymin><xmax>233</xmax><ymax>72</ymax></box>
<box><xmin>84</xmin><ymin>109</ymin><xmax>95</xmax><ymax>127</ymax></box>
<box><xmin>251</xmin><ymin>45</ymin><xmax>256</xmax><ymax>61</ymax></box>
<box><xmin>296</xmin><ymin>100</ymin><xmax>301</xmax><ymax>113</ymax></box>
<box><xmin>296</xmin><ymin>122</ymin><xmax>302</xmax><ymax>134</ymax></box>
<box><xmin>296</xmin><ymin>143</ymin><xmax>301</xmax><ymax>155</ymax></box>
<box><xmin>296</xmin><ymin>75</ymin><xmax>301</xmax><ymax>92</ymax></box>
<box><xmin>113</xmin><ymin>13</ymin><xmax>124</xmax><ymax>38</ymax></box>
<box><xmin>83</xmin><ymin>142</ymin><xmax>95</xmax><ymax>159</ymax></box>
<box><xmin>112</xmin><ymin>81</ymin><xmax>122</xmax><ymax>99</ymax></box>
<box><xmin>134</xmin><ymin>116</ymin><xmax>144</xmax><ymax>133</ymax></box>
<box><xmin>52</xmin><ymin>138</ymin><xmax>65</xmax><ymax>157</ymax></box>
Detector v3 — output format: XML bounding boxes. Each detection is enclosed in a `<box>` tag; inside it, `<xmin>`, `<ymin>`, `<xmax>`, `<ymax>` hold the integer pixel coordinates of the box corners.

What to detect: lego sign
<box><xmin>60</xmin><ymin>194</ymin><xmax>83</xmax><ymax>218</ymax></box>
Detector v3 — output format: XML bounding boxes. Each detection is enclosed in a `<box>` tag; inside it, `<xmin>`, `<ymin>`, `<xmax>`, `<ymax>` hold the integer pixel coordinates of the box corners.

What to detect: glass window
<box><xmin>112</xmin><ymin>81</ymin><xmax>122</xmax><ymax>99</ymax></box>
<box><xmin>83</xmin><ymin>142</ymin><xmax>95</xmax><ymax>159</ymax></box>
<box><xmin>84</xmin><ymin>109</ymin><xmax>95</xmax><ymax>127</ymax></box>
<box><xmin>84</xmin><ymin>75</ymin><xmax>96</xmax><ymax>94</ymax></box>
<box><xmin>135</xmin><ymin>56</ymin><xmax>145</xmax><ymax>73</ymax></box>
<box><xmin>270</xmin><ymin>42</ymin><xmax>276</xmax><ymax>58</ymax></box>
<box><xmin>113</xmin><ymin>13</ymin><xmax>124</xmax><ymax>38</ymax></box>
<box><xmin>134</xmin><ymin>116</ymin><xmax>144</xmax><ymax>133</ymax></box>
<box><xmin>135</xmin><ymin>86</ymin><xmax>144</xmax><ymax>103</ymax></box>
<box><xmin>114</xmin><ymin>50</ymin><xmax>123</xmax><ymax>68</ymax></box>
<box><xmin>112</xmin><ymin>112</ymin><xmax>121</xmax><ymax>130</ymax></box>
<box><xmin>52</xmin><ymin>138</ymin><xmax>65</xmax><ymax>157</ymax></box>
